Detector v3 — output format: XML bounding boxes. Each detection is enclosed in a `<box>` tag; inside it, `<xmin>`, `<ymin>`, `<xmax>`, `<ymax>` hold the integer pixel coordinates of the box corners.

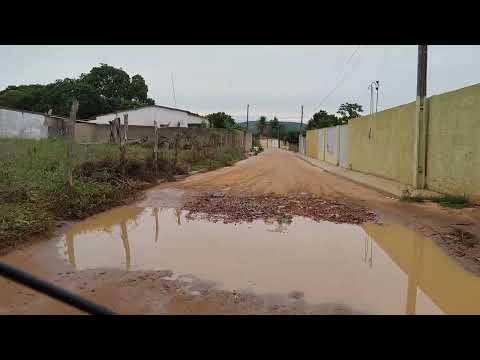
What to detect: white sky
<box><xmin>1</xmin><ymin>45</ymin><xmax>479</xmax><ymax>122</ymax></box>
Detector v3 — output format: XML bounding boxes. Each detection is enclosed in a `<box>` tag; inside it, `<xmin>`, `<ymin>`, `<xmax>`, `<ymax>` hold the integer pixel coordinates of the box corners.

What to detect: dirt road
<box><xmin>1</xmin><ymin>148</ymin><xmax>479</xmax><ymax>315</ymax></box>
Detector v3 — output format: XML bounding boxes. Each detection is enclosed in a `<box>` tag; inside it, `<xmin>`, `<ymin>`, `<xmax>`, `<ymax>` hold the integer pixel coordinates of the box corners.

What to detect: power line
<box><xmin>171</xmin><ymin>73</ymin><xmax>177</xmax><ymax>107</ymax></box>
<box><xmin>310</xmin><ymin>45</ymin><xmax>361</xmax><ymax>115</ymax></box>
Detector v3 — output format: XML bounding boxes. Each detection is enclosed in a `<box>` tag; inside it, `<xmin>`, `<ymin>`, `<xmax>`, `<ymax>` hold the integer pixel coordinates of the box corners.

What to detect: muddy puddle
<box><xmin>56</xmin><ymin>206</ymin><xmax>480</xmax><ymax>315</ymax></box>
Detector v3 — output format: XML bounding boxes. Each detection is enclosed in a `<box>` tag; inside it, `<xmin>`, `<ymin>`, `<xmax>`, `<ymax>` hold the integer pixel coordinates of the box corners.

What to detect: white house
<box><xmin>91</xmin><ymin>105</ymin><xmax>207</xmax><ymax>128</ymax></box>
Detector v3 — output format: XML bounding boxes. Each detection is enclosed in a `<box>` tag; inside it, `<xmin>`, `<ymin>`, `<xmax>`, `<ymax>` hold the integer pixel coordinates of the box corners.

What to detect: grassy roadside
<box><xmin>400</xmin><ymin>193</ymin><xmax>471</xmax><ymax>209</ymax></box>
<box><xmin>0</xmin><ymin>138</ymin><xmax>245</xmax><ymax>253</ymax></box>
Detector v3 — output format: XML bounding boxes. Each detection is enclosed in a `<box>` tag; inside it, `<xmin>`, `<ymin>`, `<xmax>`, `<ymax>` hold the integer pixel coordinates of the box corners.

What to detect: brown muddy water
<box><xmin>54</xmin><ymin>205</ymin><xmax>480</xmax><ymax>315</ymax></box>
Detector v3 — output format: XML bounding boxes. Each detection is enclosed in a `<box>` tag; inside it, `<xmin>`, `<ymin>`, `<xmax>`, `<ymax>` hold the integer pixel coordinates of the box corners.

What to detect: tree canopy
<box><xmin>0</xmin><ymin>64</ymin><xmax>156</xmax><ymax>119</ymax></box>
<box><xmin>337</xmin><ymin>102</ymin><xmax>363</xmax><ymax>122</ymax></box>
<box><xmin>306</xmin><ymin>110</ymin><xmax>339</xmax><ymax>130</ymax></box>
<box><xmin>256</xmin><ymin>116</ymin><xmax>267</xmax><ymax>137</ymax></box>
<box><xmin>306</xmin><ymin>102</ymin><xmax>363</xmax><ymax>130</ymax></box>
<box><xmin>205</xmin><ymin>112</ymin><xmax>237</xmax><ymax>129</ymax></box>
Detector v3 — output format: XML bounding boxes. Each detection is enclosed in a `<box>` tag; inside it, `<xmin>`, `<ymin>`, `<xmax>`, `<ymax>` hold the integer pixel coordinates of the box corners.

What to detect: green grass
<box><xmin>400</xmin><ymin>192</ymin><xmax>470</xmax><ymax>209</ymax></box>
<box><xmin>0</xmin><ymin>138</ymin><xmax>245</xmax><ymax>253</ymax></box>
<box><xmin>400</xmin><ymin>195</ymin><xmax>428</xmax><ymax>203</ymax></box>
<box><xmin>432</xmin><ymin>195</ymin><xmax>470</xmax><ymax>209</ymax></box>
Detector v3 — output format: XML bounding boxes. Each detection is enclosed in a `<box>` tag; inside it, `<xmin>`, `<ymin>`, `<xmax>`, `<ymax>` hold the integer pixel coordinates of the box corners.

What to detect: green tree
<box><xmin>306</xmin><ymin>110</ymin><xmax>339</xmax><ymax>130</ymax></box>
<box><xmin>257</xmin><ymin>116</ymin><xmax>267</xmax><ymax>137</ymax></box>
<box><xmin>0</xmin><ymin>64</ymin><xmax>156</xmax><ymax>119</ymax></box>
<box><xmin>206</xmin><ymin>112</ymin><xmax>236</xmax><ymax>128</ymax></box>
<box><xmin>269</xmin><ymin>117</ymin><xmax>280</xmax><ymax>137</ymax></box>
<box><xmin>0</xmin><ymin>84</ymin><xmax>47</xmax><ymax>111</ymax></box>
<box><xmin>129</xmin><ymin>74</ymin><xmax>149</xmax><ymax>102</ymax></box>
<box><xmin>337</xmin><ymin>102</ymin><xmax>363</xmax><ymax>123</ymax></box>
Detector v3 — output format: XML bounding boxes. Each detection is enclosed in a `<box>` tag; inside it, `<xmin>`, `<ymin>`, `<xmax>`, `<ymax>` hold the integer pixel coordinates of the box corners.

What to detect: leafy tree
<box><xmin>268</xmin><ymin>117</ymin><xmax>280</xmax><ymax>137</ymax></box>
<box><xmin>257</xmin><ymin>116</ymin><xmax>267</xmax><ymax>137</ymax></box>
<box><xmin>337</xmin><ymin>102</ymin><xmax>363</xmax><ymax>123</ymax></box>
<box><xmin>0</xmin><ymin>84</ymin><xmax>47</xmax><ymax>111</ymax></box>
<box><xmin>129</xmin><ymin>74</ymin><xmax>148</xmax><ymax>102</ymax></box>
<box><xmin>0</xmin><ymin>63</ymin><xmax>155</xmax><ymax>119</ymax></box>
<box><xmin>206</xmin><ymin>112</ymin><xmax>236</xmax><ymax>128</ymax></box>
<box><xmin>306</xmin><ymin>110</ymin><xmax>339</xmax><ymax>130</ymax></box>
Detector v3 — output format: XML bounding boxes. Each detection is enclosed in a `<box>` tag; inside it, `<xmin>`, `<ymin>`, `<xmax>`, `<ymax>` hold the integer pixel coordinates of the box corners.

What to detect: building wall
<box><xmin>306</xmin><ymin>130</ymin><xmax>318</xmax><ymax>158</ymax></box>
<box><xmin>0</xmin><ymin>108</ymin><xmax>65</xmax><ymax>139</ymax></box>
<box><xmin>426</xmin><ymin>84</ymin><xmax>480</xmax><ymax>200</ymax></box>
<box><xmin>348</xmin><ymin>102</ymin><xmax>416</xmax><ymax>186</ymax></box>
<box><xmin>317</xmin><ymin>129</ymin><xmax>325</xmax><ymax>160</ymax></box>
<box><xmin>325</xmin><ymin>126</ymin><xmax>339</xmax><ymax>165</ymax></box>
<box><xmin>74</xmin><ymin>123</ymin><xmax>248</xmax><ymax>152</ymax></box>
<box><xmin>339</xmin><ymin>124</ymin><xmax>349</xmax><ymax>168</ymax></box>
<box><xmin>94</xmin><ymin>106</ymin><xmax>205</xmax><ymax>128</ymax></box>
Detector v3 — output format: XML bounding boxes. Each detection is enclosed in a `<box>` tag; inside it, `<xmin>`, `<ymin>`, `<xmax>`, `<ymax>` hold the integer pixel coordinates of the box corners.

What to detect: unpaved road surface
<box><xmin>1</xmin><ymin>148</ymin><xmax>479</xmax><ymax>315</ymax></box>
<box><xmin>170</xmin><ymin>149</ymin><xmax>480</xmax><ymax>272</ymax></box>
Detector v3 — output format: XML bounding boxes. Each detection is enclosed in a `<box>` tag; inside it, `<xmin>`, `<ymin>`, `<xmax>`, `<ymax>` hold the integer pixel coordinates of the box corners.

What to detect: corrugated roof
<box><xmin>0</xmin><ymin>106</ymin><xmax>69</xmax><ymax>120</ymax></box>
<box><xmin>95</xmin><ymin>105</ymin><xmax>206</xmax><ymax>119</ymax></box>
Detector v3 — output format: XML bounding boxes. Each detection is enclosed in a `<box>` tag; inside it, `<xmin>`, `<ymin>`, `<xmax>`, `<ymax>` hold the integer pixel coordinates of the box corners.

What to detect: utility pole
<box><xmin>246</xmin><ymin>104</ymin><xmax>249</xmax><ymax>129</ymax></box>
<box><xmin>413</xmin><ymin>45</ymin><xmax>428</xmax><ymax>189</ymax></box>
<box><xmin>300</xmin><ymin>105</ymin><xmax>304</xmax><ymax>131</ymax></box>
<box><xmin>245</xmin><ymin>104</ymin><xmax>249</xmax><ymax>152</ymax></box>
<box><xmin>300</xmin><ymin>105</ymin><xmax>304</xmax><ymax>153</ymax></box>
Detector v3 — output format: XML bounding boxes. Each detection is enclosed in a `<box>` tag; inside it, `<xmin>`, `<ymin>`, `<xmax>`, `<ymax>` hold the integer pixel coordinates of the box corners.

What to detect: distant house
<box><xmin>91</xmin><ymin>105</ymin><xmax>207</xmax><ymax>128</ymax></box>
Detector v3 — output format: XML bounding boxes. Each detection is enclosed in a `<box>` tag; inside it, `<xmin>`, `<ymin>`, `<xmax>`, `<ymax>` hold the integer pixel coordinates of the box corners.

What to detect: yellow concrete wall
<box><xmin>348</xmin><ymin>102</ymin><xmax>416</xmax><ymax>185</ymax></box>
<box><xmin>75</xmin><ymin>123</ymin><xmax>98</xmax><ymax>142</ymax></box>
<box><xmin>426</xmin><ymin>84</ymin><xmax>480</xmax><ymax>201</ymax></box>
<box><xmin>317</xmin><ymin>129</ymin><xmax>325</xmax><ymax>160</ymax></box>
<box><xmin>324</xmin><ymin>126</ymin><xmax>339</xmax><ymax>165</ymax></box>
<box><xmin>306</xmin><ymin>130</ymin><xmax>319</xmax><ymax>159</ymax></box>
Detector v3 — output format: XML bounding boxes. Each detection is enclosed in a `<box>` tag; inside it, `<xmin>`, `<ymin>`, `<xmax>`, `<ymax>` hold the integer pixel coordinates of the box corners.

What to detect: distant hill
<box><xmin>238</xmin><ymin>121</ymin><xmax>302</xmax><ymax>135</ymax></box>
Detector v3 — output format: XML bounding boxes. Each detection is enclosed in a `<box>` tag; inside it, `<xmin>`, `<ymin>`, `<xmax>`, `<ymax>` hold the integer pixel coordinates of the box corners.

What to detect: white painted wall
<box><xmin>326</xmin><ymin>127</ymin><xmax>336</xmax><ymax>155</ymax></box>
<box><xmin>0</xmin><ymin>108</ymin><xmax>48</xmax><ymax>139</ymax></box>
<box><xmin>93</xmin><ymin>106</ymin><xmax>205</xmax><ymax>128</ymax></box>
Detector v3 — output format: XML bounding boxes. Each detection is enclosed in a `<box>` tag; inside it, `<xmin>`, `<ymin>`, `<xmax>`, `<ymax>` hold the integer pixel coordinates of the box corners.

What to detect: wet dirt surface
<box><xmin>170</xmin><ymin>149</ymin><xmax>480</xmax><ymax>275</ymax></box>
<box><xmin>1</xmin><ymin>148</ymin><xmax>480</xmax><ymax>314</ymax></box>
<box><xmin>2</xmin><ymin>205</ymin><xmax>480</xmax><ymax>314</ymax></box>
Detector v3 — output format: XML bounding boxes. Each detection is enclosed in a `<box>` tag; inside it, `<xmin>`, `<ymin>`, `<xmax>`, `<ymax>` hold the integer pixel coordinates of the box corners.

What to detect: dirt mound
<box><xmin>183</xmin><ymin>192</ymin><xmax>377</xmax><ymax>225</ymax></box>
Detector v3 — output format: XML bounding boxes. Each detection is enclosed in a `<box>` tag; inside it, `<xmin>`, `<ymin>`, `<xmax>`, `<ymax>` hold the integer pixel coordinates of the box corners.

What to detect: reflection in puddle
<box><xmin>58</xmin><ymin>206</ymin><xmax>480</xmax><ymax>314</ymax></box>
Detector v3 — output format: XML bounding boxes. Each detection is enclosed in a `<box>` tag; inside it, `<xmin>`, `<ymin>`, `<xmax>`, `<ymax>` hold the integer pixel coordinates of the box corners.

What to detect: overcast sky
<box><xmin>1</xmin><ymin>45</ymin><xmax>480</xmax><ymax>122</ymax></box>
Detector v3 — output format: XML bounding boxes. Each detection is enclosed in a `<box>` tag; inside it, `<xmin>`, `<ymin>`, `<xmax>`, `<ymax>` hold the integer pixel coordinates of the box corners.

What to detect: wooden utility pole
<box><xmin>300</xmin><ymin>105</ymin><xmax>304</xmax><ymax>153</ymax></box>
<box><xmin>65</xmin><ymin>98</ymin><xmax>79</xmax><ymax>188</ymax></box>
<box><xmin>120</xmin><ymin>114</ymin><xmax>128</xmax><ymax>174</ymax></box>
<box><xmin>300</xmin><ymin>105</ymin><xmax>304</xmax><ymax>132</ymax></box>
<box><xmin>413</xmin><ymin>45</ymin><xmax>428</xmax><ymax>189</ymax></box>
<box><xmin>246</xmin><ymin>104</ymin><xmax>249</xmax><ymax>129</ymax></box>
<box><xmin>153</xmin><ymin>120</ymin><xmax>158</xmax><ymax>174</ymax></box>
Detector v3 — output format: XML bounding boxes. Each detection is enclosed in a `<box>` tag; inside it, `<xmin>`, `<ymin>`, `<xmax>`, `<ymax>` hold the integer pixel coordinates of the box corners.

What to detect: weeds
<box><xmin>0</xmin><ymin>138</ymin><xmax>245</xmax><ymax>252</ymax></box>
<box><xmin>399</xmin><ymin>191</ymin><xmax>470</xmax><ymax>209</ymax></box>
<box><xmin>432</xmin><ymin>195</ymin><xmax>470</xmax><ymax>209</ymax></box>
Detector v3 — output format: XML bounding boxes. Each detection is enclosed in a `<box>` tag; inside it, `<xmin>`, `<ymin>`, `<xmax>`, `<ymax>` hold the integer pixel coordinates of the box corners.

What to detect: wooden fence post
<box><xmin>153</xmin><ymin>120</ymin><xmax>158</xmax><ymax>174</ymax></box>
<box><xmin>65</xmin><ymin>99</ymin><xmax>79</xmax><ymax>188</ymax></box>
<box><xmin>120</xmin><ymin>114</ymin><xmax>128</xmax><ymax>174</ymax></box>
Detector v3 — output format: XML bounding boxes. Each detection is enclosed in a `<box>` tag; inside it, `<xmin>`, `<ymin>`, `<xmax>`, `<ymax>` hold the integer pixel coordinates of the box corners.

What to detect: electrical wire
<box><xmin>309</xmin><ymin>45</ymin><xmax>361</xmax><ymax>116</ymax></box>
